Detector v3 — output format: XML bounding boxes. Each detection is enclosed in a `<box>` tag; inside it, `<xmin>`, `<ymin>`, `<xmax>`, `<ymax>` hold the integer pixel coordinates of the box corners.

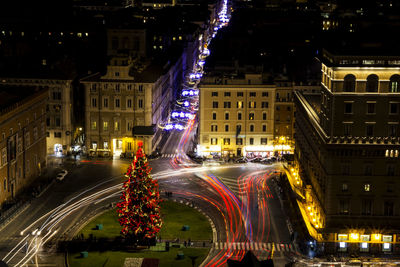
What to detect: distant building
<box><xmin>0</xmin><ymin>87</ymin><xmax>47</xmax><ymax>204</ymax></box>
<box><xmin>198</xmin><ymin>73</ymin><xmax>278</xmax><ymax>157</ymax></box>
<box><xmin>81</xmin><ymin>53</ymin><xmax>185</xmax><ymax>156</ymax></box>
<box><xmin>0</xmin><ymin>78</ymin><xmax>74</xmax><ymax>155</ymax></box>
<box><xmin>293</xmin><ymin>48</ymin><xmax>400</xmax><ymax>254</ymax></box>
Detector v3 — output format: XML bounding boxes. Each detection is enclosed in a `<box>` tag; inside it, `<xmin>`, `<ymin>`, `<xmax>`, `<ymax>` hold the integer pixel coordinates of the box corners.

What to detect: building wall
<box><xmin>199</xmin><ymin>82</ymin><xmax>276</xmax><ymax>157</ymax></box>
<box><xmin>0</xmin><ymin>90</ymin><xmax>47</xmax><ymax>205</ymax></box>
<box><xmin>294</xmin><ymin>54</ymin><xmax>400</xmax><ymax>252</ymax></box>
<box><xmin>0</xmin><ymin>78</ymin><xmax>74</xmax><ymax>155</ymax></box>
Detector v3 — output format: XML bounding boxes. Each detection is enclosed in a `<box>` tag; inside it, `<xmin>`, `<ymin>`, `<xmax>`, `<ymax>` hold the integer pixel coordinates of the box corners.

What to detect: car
<box><xmin>260</xmin><ymin>158</ymin><xmax>272</xmax><ymax>164</ymax></box>
<box><xmin>56</xmin><ymin>169</ymin><xmax>68</xmax><ymax>181</ymax></box>
<box><xmin>234</xmin><ymin>158</ymin><xmax>247</xmax><ymax>163</ymax></box>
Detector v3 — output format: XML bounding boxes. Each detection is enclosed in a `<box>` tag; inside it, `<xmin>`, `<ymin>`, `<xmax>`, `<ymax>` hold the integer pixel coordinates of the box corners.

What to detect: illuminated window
<box><xmin>389</xmin><ymin>75</ymin><xmax>400</xmax><ymax>92</ymax></box>
<box><xmin>103</xmin><ymin>121</ymin><xmax>108</xmax><ymax>131</ymax></box>
<box><xmin>364</xmin><ymin>184</ymin><xmax>371</xmax><ymax>192</ymax></box>
<box><xmin>114</xmin><ymin>121</ymin><xmax>120</xmax><ymax>131</ymax></box>
<box><xmin>249</xmin><ymin>113</ymin><xmax>255</xmax><ymax>120</ymax></box>
<box><xmin>237</xmin><ymin>101</ymin><xmax>243</xmax><ymax>108</ymax></box>
<box><xmin>248</xmin><ymin>101</ymin><xmax>256</xmax><ymax>108</ymax></box>
<box><xmin>211</xmin><ymin>138</ymin><xmax>218</xmax><ymax>145</ymax></box>
<box><xmin>91</xmin><ymin>121</ymin><xmax>97</xmax><ymax>130</ymax></box>
<box><xmin>223</xmin><ymin>138</ymin><xmax>230</xmax><ymax>145</ymax></box>
<box><xmin>342</xmin><ymin>183</ymin><xmax>348</xmax><ymax>192</ymax></box>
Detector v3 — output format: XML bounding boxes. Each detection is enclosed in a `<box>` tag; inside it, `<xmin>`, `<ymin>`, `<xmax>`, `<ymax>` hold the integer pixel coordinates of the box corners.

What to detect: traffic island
<box><xmin>66</xmin><ymin>201</ymin><xmax>211</xmax><ymax>267</ymax></box>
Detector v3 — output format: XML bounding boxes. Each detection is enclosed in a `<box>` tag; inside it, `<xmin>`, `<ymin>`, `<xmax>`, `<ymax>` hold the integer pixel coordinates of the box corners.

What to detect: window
<box><xmin>211</xmin><ymin>138</ymin><xmax>218</xmax><ymax>145</ymax></box>
<box><xmin>339</xmin><ymin>199</ymin><xmax>349</xmax><ymax>215</ymax></box>
<box><xmin>261</xmin><ymin>138</ymin><xmax>267</xmax><ymax>145</ymax></box>
<box><xmin>262</xmin><ymin>125</ymin><xmax>267</xmax><ymax>132</ymax></box>
<box><xmin>384</xmin><ymin>201</ymin><xmax>394</xmax><ymax>216</ymax></box>
<box><xmin>127</xmin><ymin>84</ymin><xmax>132</xmax><ymax>91</ymax></box>
<box><xmin>46</xmin><ymin>118</ymin><xmax>50</xmax><ymax>126</ymax></box>
<box><xmin>224</xmin><ymin>92</ymin><xmax>231</xmax><ymax>97</ymax></box>
<box><xmin>223</xmin><ymin>138</ymin><xmax>230</xmax><ymax>145</ymax></box>
<box><xmin>366</xmin><ymin>102</ymin><xmax>376</xmax><ymax>114</ymax></box>
<box><xmin>138</xmin><ymin>99</ymin><xmax>143</xmax><ymax>108</ymax></box>
<box><xmin>364</xmin><ymin>184</ymin><xmax>371</xmax><ymax>192</ymax></box>
<box><xmin>211</xmin><ymin>125</ymin><xmax>218</xmax><ymax>132</ymax></box>
<box><xmin>343</xmin><ymin>74</ymin><xmax>356</xmax><ymax>92</ymax></box>
<box><xmin>262</xmin><ymin>92</ymin><xmax>268</xmax><ymax>97</ymax></box>
<box><xmin>115</xmin><ymin>98</ymin><xmax>120</xmax><ymax>108</ymax></box>
<box><xmin>250</xmin><ymin>125</ymin><xmax>254</xmax><ymax>132</ymax></box>
<box><xmin>388</xmin><ymin>124</ymin><xmax>398</xmax><ymax>137</ymax></box>
<box><xmin>104</xmin><ymin>141</ymin><xmax>109</xmax><ymax>149</ymax></box>
<box><xmin>115</xmin><ymin>84</ymin><xmax>120</xmax><ymax>92</ymax></box>
<box><xmin>248</xmin><ymin>101</ymin><xmax>256</xmax><ymax>108</ymax></box>
<box><xmin>249</xmin><ymin>113</ymin><xmax>255</xmax><ymax>120</ymax></box>
<box><xmin>224</xmin><ymin>102</ymin><xmax>231</xmax><ymax>108</ymax></box>
<box><xmin>237</xmin><ymin>112</ymin><xmax>242</xmax><ymax>120</ymax></box>
<box><xmin>103</xmin><ymin>98</ymin><xmax>109</xmax><ymax>108</ymax></box>
<box><xmin>212</xmin><ymin>112</ymin><xmax>217</xmax><ymax>120</ymax></box>
<box><xmin>52</xmin><ymin>91</ymin><xmax>62</xmax><ymax>100</ymax></box>
<box><xmin>224</xmin><ymin>113</ymin><xmax>229</xmax><ymax>120</ymax></box>
<box><xmin>387</xmin><ymin>165</ymin><xmax>395</xmax><ymax>176</ymax></box>
<box><xmin>237</xmin><ymin>101</ymin><xmax>243</xmax><ymax>108</ymax></box>
<box><xmin>262</xmin><ymin>113</ymin><xmax>267</xmax><ymax>120</ymax></box>
<box><xmin>103</xmin><ymin>121</ymin><xmax>108</xmax><ymax>131</ymax></box>
<box><xmin>342</xmin><ymin>183</ymin><xmax>348</xmax><ymax>192</ymax></box>
<box><xmin>91</xmin><ymin>121</ymin><xmax>97</xmax><ymax>130</ymax></box>
<box><xmin>261</xmin><ymin>102</ymin><xmax>269</xmax><ymax>108</ymax></box>
<box><xmin>237</xmin><ymin>92</ymin><xmax>244</xmax><ymax>97</ymax></box>
<box><xmin>366</xmin><ymin>74</ymin><xmax>378</xmax><ymax>92</ymax></box>
<box><xmin>361</xmin><ymin>199</ymin><xmax>372</xmax><ymax>215</ymax></box>
<box><xmin>344</xmin><ymin>102</ymin><xmax>353</xmax><ymax>114</ymax></box>
<box><xmin>114</xmin><ymin>121</ymin><xmax>120</xmax><ymax>131</ymax></box>
<box><xmin>389</xmin><ymin>74</ymin><xmax>400</xmax><ymax>92</ymax></box>
<box><xmin>343</xmin><ymin>123</ymin><xmax>352</xmax><ymax>136</ymax></box>
<box><xmin>138</xmin><ymin>85</ymin><xmax>144</xmax><ymax>92</ymax></box>
<box><xmin>1</xmin><ymin>148</ymin><xmax>6</xmax><ymax>166</ymax></box>
<box><xmin>366</xmin><ymin>124</ymin><xmax>374</xmax><ymax>136</ymax></box>
<box><xmin>249</xmin><ymin>92</ymin><xmax>256</xmax><ymax>97</ymax></box>
<box><xmin>212</xmin><ymin>92</ymin><xmax>218</xmax><ymax>97</ymax></box>
<box><xmin>55</xmin><ymin>117</ymin><xmax>61</xmax><ymax>127</ymax></box>
<box><xmin>54</xmin><ymin>132</ymin><xmax>62</xmax><ymax>138</ymax></box>
<box><xmin>364</xmin><ymin>165</ymin><xmax>372</xmax><ymax>176</ymax></box>
<box><xmin>33</xmin><ymin>127</ymin><xmax>38</xmax><ymax>140</ymax></box>
<box><xmin>236</xmin><ymin>138</ymin><xmax>243</xmax><ymax>145</ymax></box>
<box><xmin>276</xmin><ymin>106</ymin><xmax>280</xmax><ymax>111</ymax></box>
<box><xmin>127</xmin><ymin>99</ymin><xmax>132</xmax><ymax>108</ymax></box>
<box><xmin>225</xmin><ymin>125</ymin><xmax>229</xmax><ymax>132</ymax></box>
<box><xmin>249</xmin><ymin>138</ymin><xmax>254</xmax><ymax>145</ymax></box>
<box><xmin>236</xmin><ymin>124</ymin><xmax>242</xmax><ymax>135</ymax></box>
<box><xmin>389</xmin><ymin>103</ymin><xmax>399</xmax><ymax>114</ymax></box>
<box><xmin>127</xmin><ymin>121</ymin><xmax>133</xmax><ymax>131</ymax></box>
<box><xmin>212</xmin><ymin>101</ymin><xmax>219</xmax><ymax>108</ymax></box>
<box><xmin>91</xmin><ymin>97</ymin><xmax>97</xmax><ymax>108</ymax></box>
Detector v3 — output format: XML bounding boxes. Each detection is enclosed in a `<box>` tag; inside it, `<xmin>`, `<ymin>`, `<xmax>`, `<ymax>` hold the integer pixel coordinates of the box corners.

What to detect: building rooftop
<box><xmin>0</xmin><ymin>85</ymin><xmax>42</xmax><ymax>114</ymax></box>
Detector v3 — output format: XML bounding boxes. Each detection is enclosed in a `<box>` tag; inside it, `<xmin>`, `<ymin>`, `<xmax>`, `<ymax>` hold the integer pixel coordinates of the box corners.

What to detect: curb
<box><xmin>0</xmin><ymin>201</ymin><xmax>31</xmax><ymax>232</ymax></box>
<box><xmin>171</xmin><ymin>198</ymin><xmax>217</xmax><ymax>267</ymax></box>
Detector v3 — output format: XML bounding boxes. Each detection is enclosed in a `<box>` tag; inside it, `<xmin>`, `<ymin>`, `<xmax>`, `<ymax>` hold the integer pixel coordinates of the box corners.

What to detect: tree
<box><xmin>116</xmin><ymin>143</ymin><xmax>162</xmax><ymax>244</ymax></box>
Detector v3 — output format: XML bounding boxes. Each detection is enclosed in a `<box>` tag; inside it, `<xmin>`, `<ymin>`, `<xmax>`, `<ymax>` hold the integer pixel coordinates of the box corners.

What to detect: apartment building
<box><xmin>293</xmin><ymin>48</ymin><xmax>400</xmax><ymax>254</ymax></box>
<box><xmin>0</xmin><ymin>86</ymin><xmax>47</xmax><ymax>205</ymax></box>
<box><xmin>198</xmin><ymin>73</ymin><xmax>277</xmax><ymax>157</ymax></box>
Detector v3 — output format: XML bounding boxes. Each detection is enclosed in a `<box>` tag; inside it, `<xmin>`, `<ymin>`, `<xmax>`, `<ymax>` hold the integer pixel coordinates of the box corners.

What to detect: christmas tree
<box><xmin>116</xmin><ymin>142</ymin><xmax>162</xmax><ymax>244</ymax></box>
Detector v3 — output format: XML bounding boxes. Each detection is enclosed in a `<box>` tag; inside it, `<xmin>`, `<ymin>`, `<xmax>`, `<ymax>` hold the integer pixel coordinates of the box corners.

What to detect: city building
<box><xmin>292</xmin><ymin>48</ymin><xmax>400</xmax><ymax>254</ymax></box>
<box><xmin>0</xmin><ymin>78</ymin><xmax>74</xmax><ymax>155</ymax></box>
<box><xmin>81</xmin><ymin>51</ymin><xmax>186</xmax><ymax>156</ymax></box>
<box><xmin>0</xmin><ymin>86</ymin><xmax>47</xmax><ymax>205</ymax></box>
<box><xmin>198</xmin><ymin>73</ymin><xmax>280</xmax><ymax>158</ymax></box>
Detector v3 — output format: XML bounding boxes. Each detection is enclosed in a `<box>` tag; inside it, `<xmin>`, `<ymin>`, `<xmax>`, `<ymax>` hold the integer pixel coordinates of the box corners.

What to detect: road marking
<box><xmin>213</xmin><ymin>242</ymin><xmax>292</xmax><ymax>252</ymax></box>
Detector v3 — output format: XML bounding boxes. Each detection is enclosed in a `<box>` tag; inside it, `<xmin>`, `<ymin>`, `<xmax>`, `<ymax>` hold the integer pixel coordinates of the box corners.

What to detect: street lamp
<box><xmin>279</xmin><ymin>136</ymin><xmax>286</xmax><ymax>157</ymax></box>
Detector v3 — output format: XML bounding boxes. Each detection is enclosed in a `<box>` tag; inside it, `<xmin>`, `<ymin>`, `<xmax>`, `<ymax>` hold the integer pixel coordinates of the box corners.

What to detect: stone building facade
<box><xmin>293</xmin><ymin>49</ymin><xmax>400</xmax><ymax>254</ymax></box>
<box><xmin>0</xmin><ymin>87</ymin><xmax>47</xmax><ymax>205</ymax></box>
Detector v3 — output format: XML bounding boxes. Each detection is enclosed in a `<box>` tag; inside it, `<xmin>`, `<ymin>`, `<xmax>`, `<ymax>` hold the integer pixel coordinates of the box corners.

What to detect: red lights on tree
<box><xmin>116</xmin><ymin>144</ymin><xmax>162</xmax><ymax>244</ymax></box>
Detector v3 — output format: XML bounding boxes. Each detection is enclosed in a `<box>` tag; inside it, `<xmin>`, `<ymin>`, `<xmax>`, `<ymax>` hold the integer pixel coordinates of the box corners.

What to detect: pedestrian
<box><xmin>184</xmin><ymin>241</ymin><xmax>187</xmax><ymax>247</ymax></box>
<box><xmin>188</xmin><ymin>238</ymin><xmax>191</xmax><ymax>246</ymax></box>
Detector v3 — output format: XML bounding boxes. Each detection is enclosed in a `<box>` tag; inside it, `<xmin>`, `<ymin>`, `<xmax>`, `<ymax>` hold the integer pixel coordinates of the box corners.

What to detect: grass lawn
<box><xmin>78</xmin><ymin>200</ymin><xmax>212</xmax><ymax>241</ymax></box>
<box><xmin>71</xmin><ymin>201</ymin><xmax>212</xmax><ymax>267</ymax></box>
<box><xmin>69</xmin><ymin>247</ymin><xmax>209</xmax><ymax>267</ymax></box>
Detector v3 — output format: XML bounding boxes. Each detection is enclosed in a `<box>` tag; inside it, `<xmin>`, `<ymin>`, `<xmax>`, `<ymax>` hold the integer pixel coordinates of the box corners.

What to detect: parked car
<box><xmin>56</xmin><ymin>170</ymin><xmax>68</xmax><ymax>181</ymax></box>
<box><xmin>235</xmin><ymin>158</ymin><xmax>247</xmax><ymax>163</ymax></box>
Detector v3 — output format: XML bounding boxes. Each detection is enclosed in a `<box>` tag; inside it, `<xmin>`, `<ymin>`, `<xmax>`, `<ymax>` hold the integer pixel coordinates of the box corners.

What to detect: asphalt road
<box><xmin>0</xmin><ymin>129</ymin><xmax>295</xmax><ymax>266</ymax></box>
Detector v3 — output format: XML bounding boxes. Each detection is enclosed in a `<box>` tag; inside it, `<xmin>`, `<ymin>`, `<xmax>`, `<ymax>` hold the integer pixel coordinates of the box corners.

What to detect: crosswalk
<box><xmin>213</xmin><ymin>242</ymin><xmax>296</xmax><ymax>252</ymax></box>
<box><xmin>161</xmin><ymin>154</ymin><xmax>176</xmax><ymax>158</ymax></box>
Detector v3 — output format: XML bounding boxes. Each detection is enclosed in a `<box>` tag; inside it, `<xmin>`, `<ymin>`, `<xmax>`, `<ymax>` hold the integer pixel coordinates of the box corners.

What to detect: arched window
<box><xmin>366</xmin><ymin>74</ymin><xmax>379</xmax><ymax>92</ymax></box>
<box><xmin>389</xmin><ymin>74</ymin><xmax>400</xmax><ymax>93</ymax></box>
<box><xmin>343</xmin><ymin>74</ymin><xmax>356</xmax><ymax>92</ymax></box>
